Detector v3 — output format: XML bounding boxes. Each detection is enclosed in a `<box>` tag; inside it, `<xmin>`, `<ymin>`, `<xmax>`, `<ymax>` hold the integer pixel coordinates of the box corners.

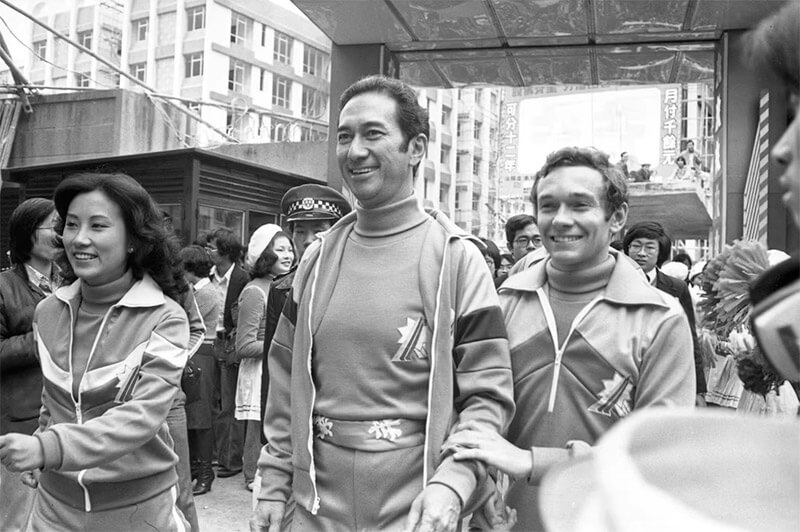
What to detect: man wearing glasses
<box><xmin>495</xmin><ymin>214</ymin><xmax>543</xmax><ymax>287</ymax></box>
<box><xmin>623</xmin><ymin>221</ymin><xmax>706</xmax><ymax>404</ymax></box>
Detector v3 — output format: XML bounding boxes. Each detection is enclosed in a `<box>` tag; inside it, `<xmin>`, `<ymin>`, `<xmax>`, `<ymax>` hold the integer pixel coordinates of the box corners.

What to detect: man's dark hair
<box><xmin>8</xmin><ymin>198</ymin><xmax>56</xmax><ymax>265</ymax></box>
<box><xmin>180</xmin><ymin>245</ymin><xmax>213</xmax><ymax>278</ymax></box>
<box><xmin>211</xmin><ymin>228</ymin><xmax>242</xmax><ymax>263</ymax></box>
<box><xmin>339</xmin><ymin>75</ymin><xmax>429</xmax><ymax>175</ymax></box>
<box><xmin>531</xmin><ymin>147</ymin><xmax>628</xmax><ymax>219</ymax></box>
<box><xmin>504</xmin><ymin>214</ymin><xmax>537</xmax><ymax>248</ymax></box>
<box><xmin>675</xmin><ymin>155</ymin><xmax>686</xmax><ymax>165</ymax></box>
<box><xmin>623</xmin><ymin>221</ymin><xmax>672</xmax><ymax>267</ymax></box>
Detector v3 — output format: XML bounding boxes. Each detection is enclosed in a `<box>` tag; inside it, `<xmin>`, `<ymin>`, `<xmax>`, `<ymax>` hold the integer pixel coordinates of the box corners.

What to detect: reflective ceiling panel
<box><xmin>400</xmin><ymin>61</ymin><xmax>446</xmax><ymax>86</ymax></box>
<box><xmin>388</xmin><ymin>0</ymin><xmax>499</xmax><ymax>43</ymax></box>
<box><xmin>292</xmin><ymin>0</ymin><xmax>411</xmax><ymax>44</ymax></box>
<box><xmin>596</xmin><ymin>47</ymin><xmax>676</xmax><ymax>85</ymax></box>
<box><xmin>492</xmin><ymin>0</ymin><xmax>588</xmax><ymax>39</ymax></box>
<box><xmin>691</xmin><ymin>0</ymin><xmax>787</xmax><ymax>32</ymax></box>
<box><xmin>595</xmin><ymin>0</ymin><xmax>690</xmax><ymax>35</ymax></box>
<box><xmin>513</xmin><ymin>49</ymin><xmax>593</xmax><ymax>85</ymax></box>
<box><xmin>289</xmin><ymin>0</ymin><xmax>785</xmax><ymax>87</ymax></box>
<box><xmin>676</xmin><ymin>51</ymin><xmax>716</xmax><ymax>83</ymax></box>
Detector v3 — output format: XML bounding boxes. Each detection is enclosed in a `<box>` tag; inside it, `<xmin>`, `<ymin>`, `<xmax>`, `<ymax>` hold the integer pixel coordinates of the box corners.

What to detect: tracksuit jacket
<box><xmin>257</xmin><ymin>208</ymin><xmax>516</xmax><ymax>516</ymax></box>
<box><xmin>32</xmin><ymin>274</ymin><xmax>189</xmax><ymax>512</ymax></box>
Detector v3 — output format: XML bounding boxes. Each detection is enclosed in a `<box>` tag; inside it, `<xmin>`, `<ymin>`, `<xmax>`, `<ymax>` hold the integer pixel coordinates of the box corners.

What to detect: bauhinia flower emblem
<box><xmin>368</xmin><ymin>419</ymin><xmax>402</xmax><ymax>441</ymax></box>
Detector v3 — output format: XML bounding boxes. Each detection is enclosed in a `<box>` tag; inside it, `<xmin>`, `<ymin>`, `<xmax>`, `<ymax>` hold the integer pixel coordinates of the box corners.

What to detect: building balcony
<box><xmin>627</xmin><ymin>178</ymin><xmax>712</xmax><ymax>240</ymax></box>
<box><xmin>440</xmin><ymin>169</ymin><xmax>451</xmax><ymax>186</ymax></box>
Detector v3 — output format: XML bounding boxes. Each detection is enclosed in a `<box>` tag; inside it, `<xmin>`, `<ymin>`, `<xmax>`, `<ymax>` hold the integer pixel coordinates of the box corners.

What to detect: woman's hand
<box><xmin>0</xmin><ymin>433</ymin><xmax>44</xmax><ymax>472</ymax></box>
<box><xmin>442</xmin><ymin>421</ymin><xmax>532</xmax><ymax>480</ymax></box>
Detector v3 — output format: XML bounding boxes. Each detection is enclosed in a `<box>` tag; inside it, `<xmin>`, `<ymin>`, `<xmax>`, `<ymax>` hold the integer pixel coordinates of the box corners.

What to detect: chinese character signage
<box><xmin>660</xmin><ymin>86</ymin><xmax>682</xmax><ymax>166</ymax></box>
<box><xmin>499</xmin><ymin>101</ymin><xmax>519</xmax><ymax>177</ymax></box>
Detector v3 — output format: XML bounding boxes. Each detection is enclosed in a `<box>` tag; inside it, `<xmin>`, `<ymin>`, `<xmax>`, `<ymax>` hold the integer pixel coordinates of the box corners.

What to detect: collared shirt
<box><xmin>644</xmin><ymin>267</ymin><xmax>658</xmax><ymax>285</ymax></box>
<box><xmin>25</xmin><ymin>263</ymin><xmax>54</xmax><ymax>294</ymax></box>
<box><xmin>210</xmin><ymin>263</ymin><xmax>234</xmax><ymax>332</ymax></box>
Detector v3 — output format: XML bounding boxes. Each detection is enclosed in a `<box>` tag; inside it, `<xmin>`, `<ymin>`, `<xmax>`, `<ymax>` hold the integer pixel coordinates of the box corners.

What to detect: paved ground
<box><xmin>194</xmin><ymin>471</ymin><xmax>254</xmax><ymax>532</ymax></box>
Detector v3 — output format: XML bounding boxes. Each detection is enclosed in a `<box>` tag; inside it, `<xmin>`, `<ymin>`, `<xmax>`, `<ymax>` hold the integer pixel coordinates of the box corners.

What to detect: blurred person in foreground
<box><xmin>0</xmin><ymin>173</ymin><xmax>190</xmax><ymax>529</ymax></box>
<box><xmin>536</xmin><ymin>6</ymin><xmax>800</xmax><ymax>531</ymax></box>
<box><xmin>251</xmin><ymin>75</ymin><xmax>514</xmax><ymax>532</ymax></box>
<box><xmin>445</xmin><ymin>147</ymin><xmax>695</xmax><ymax>531</ymax></box>
<box><xmin>0</xmin><ymin>198</ymin><xmax>61</xmax><ymax>530</ymax></box>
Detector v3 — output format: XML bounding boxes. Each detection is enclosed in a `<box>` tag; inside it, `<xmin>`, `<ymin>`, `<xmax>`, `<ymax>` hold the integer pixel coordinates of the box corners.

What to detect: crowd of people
<box><xmin>0</xmin><ymin>2</ymin><xmax>797</xmax><ymax>531</ymax></box>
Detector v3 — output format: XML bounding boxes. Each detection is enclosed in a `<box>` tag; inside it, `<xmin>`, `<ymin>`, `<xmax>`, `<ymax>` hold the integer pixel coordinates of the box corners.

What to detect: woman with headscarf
<box><xmin>234</xmin><ymin>224</ymin><xmax>294</xmax><ymax>490</ymax></box>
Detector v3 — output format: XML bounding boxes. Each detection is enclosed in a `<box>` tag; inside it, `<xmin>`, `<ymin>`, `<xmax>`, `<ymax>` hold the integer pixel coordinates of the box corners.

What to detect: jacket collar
<box><xmin>55</xmin><ymin>273</ymin><xmax>165</xmax><ymax>308</ymax></box>
<box><xmin>501</xmin><ymin>248</ymin><xmax>669</xmax><ymax>308</ymax></box>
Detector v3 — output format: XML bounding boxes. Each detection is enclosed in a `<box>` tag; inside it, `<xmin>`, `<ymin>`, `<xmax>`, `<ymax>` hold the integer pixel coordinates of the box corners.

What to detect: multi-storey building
<box><xmin>2</xmin><ymin>0</ymin><xmax>332</xmax><ymax>146</ymax></box>
<box><xmin>24</xmin><ymin>0</ymin><xmax>123</xmax><ymax>90</ymax></box>
<box><xmin>119</xmin><ymin>0</ymin><xmax>331</xmax><ymax>145</ymax></box>
<box><xmin>416</xmin><ymin>86</ymin><xmax>501</xmax><ymax>241</ymax></box>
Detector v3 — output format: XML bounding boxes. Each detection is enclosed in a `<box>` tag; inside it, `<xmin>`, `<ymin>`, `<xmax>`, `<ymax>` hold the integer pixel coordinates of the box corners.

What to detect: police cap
<box><xmin>281</xmin><ymin>184</ymin><xmax>351</xmax><ymax>223</ymax></box>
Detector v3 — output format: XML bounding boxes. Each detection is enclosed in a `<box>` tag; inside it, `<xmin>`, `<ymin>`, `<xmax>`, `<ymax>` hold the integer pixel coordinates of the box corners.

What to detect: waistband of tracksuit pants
<box><xmin>39</xmin><ymin>468</ymin><xmax>176</xmax><ymax>512</ymax></box>
<box><xmin>311</xmin><ymin>415</ymin><xmax>425</xmax><ymax>451</ymax></box>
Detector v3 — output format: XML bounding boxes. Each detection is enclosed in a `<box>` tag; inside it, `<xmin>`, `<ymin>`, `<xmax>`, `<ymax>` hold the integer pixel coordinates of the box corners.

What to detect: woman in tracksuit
<box><xmin>0</xmin><ymin>173</ymin><xmax>190</xmax><ymax>531</ymax></box>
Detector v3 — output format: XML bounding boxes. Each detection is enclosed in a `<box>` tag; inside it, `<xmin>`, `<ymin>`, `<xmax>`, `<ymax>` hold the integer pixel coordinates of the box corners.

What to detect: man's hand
<box><xmin>249</xmin><ymin>500</ymin><xmax>285</xmax><ymax>532</ymax></box>
<box><xmin>443</xmin><ymin>421</ymin><xmax>532</xmax><ymax>480</ymax></box>
<box><xmin>0</xmin><ymin>434</ymin><xmax>44</xmax><ymax>472</ymax></box>
<box><xmin>404</xmin><ymin>483</ymin><xmax>461</xmax><ymax>532</ymax></box>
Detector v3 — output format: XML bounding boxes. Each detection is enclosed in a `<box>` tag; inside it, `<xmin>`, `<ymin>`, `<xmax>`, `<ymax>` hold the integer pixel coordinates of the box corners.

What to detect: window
<box><xmin>303</xmin><ymin>45</ymin><xmax>326</xmax><ymax>77</ymax></box>
<box><xmin>78</xmin><ymin>30</ymin><xmax>92</xmax><ymax>50</ymax></box>
<box><xmin>439</xmin><ymin>185</ymin><xmax>449</xmax><ymax>204</ymax></box>
<box><xmin>455</xmin><ymin>156</ymin><xmax>461</xmax><ymax>173</ymax></box>
<box><xmin>455</xmin><ymin>192</ymin><xmax>460</xmax><ymax>210</ymax></box>
<box><xmin>259</xmin><ymin>68</ymin><xmax>267</xmax><ymax>91</ymax></box>
<box><xmin>198</xmin><ymin>205</ymin><xmax>243</xmax><ymax>241</ymax></box>
<box><xmin>474</xmin><ymin>121</ymin><xmax>481</xmax><ymax>140</ymax></box>
<box><xmin>184</xmin><ymin>52</ymin><xmax>203</xmax><ymax>78</ymax></box>
<box><xmin>457</xmin><ymin>121</ymin><xmax>463</xmax><ymax>137</ymax></box>
<box><xmin>130</xmin><ymin>62</ymin><xmax>146</xmax><ymax>82</ymax></box>
<box><xmin>230</xmin><ymin>12</ymin><xmax>248</xmax><ymax>45</ymax></box>
<box><xmin>274</xmin><ymin>31</ymin><xmax>292</xmax><ymax>64</ymax></box>
<box><xmin>473</xmin><ymin>158</ymin><xmax>480</xmax><ymax>176</ymax></box>
<box><xmin>441</xmin><ymin>106</ymin><xmax>450</xmax><ymax>126</ymax></box>
<box><xmin>261</xmin><ymin>25</ymin><xmax>267</xmax><ymax>47</ymax></box>
<box><xmin>272</xmin><ymin>75</ymin><xmax>290</xmax><ymax>108</ymax></box>
<box><xmin>301</xmin><ymin>86</ymin><xmax>324</xmax><ymax>117</ymax></box>
<box><xmin>133</xmin><ymin>18</ymin><xmax>148</xmax><ymax>41</ymax></box>
<box><xmin>472</xmin><ymin>193</ymin><xmax>480</xmax><ymax>211</ymax></box>
<box><xmin>228</xmin><ymin>59</ymin><xmax>245</xmax><ymax>91</ymax></box>
<box><xmin>76</xmin><ymin>73</ymin><xmax>91</xmax><ymax>87</ymax></box>
<box><xmin>187</xmin><ymin>6</ymin><xmax>205</xmax><ymax>31</ymax></box>
<box><xmin>271</xmin><ymin>118</ymin><xmax>289</xmax><ymax>141</ymax></box>
<box><xmin>440</xmin><ymin>147</ymin><xmax>449</xmax><ymax>165</ymax></box>
<box><xmin>33</xmin><ymin>40</ymin><xmax>46</xmax><ymax>61</ymax></box>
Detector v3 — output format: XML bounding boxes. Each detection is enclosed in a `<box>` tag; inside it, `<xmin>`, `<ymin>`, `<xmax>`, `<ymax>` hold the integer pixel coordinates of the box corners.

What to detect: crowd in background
<box><xmin>0</xmin><ymin>2</ymin><xmax>797</xmax><ymax>531</ymax></box>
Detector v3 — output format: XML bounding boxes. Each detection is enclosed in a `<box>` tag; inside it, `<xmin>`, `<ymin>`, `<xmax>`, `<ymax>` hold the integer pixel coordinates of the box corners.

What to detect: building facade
<box><xmin>416</xmin><ymin>86</ymin><xmax>501</xmax><ymax>241</ymax></box>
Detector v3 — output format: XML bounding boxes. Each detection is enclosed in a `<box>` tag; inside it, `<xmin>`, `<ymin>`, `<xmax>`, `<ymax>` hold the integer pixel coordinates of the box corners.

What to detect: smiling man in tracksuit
<box><xmin>445</xmin><ymin>147</ymin><xmax>695</xmax><ymax>531</ymax></box>
<box><xmin>251</xmin><ymin>75</ymin><xmax>514</xmax><ymax>532</ymax></box>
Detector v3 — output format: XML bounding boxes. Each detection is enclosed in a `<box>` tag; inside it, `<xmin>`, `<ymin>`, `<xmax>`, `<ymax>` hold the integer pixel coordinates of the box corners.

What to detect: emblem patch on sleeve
<box><xmin>393</xmin><ymin>316</ymin><xmax>430</xmax><ymax>362</ymax></box>
<box><xmin>588</xmin><ymin>372</ymin><xmax>633</xmax><ymax>417</ymax></box>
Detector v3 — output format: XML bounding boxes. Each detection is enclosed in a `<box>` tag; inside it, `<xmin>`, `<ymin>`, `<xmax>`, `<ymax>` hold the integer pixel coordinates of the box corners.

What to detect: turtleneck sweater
<box><xmin>71</xmin><ymin>270</ymin><xmax>135</xmax><ymax>397</ymax></box>
<box><xmin>313</xmin><ymin>194</ymin><xmax>433</xmax><ymax>420</ymax></box>
<box><xmin>544</xmin><ymin>255</ymin><xmax>615</xmax><ymax>346</ymax></box>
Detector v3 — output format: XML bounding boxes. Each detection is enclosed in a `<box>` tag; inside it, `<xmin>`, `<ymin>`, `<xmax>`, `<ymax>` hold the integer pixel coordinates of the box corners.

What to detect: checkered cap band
<box><xmin>286</xmin><ymin>198</ymin><xmax>344</xmax><ymax>219</ymax></box>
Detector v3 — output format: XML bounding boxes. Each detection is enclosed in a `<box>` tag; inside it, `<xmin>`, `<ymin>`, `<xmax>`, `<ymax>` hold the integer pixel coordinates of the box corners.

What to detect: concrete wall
<box><xmin>208</xmin><ymin>140</ymin><xmax>328</xmax><ymax>182</ymax></box>
<box><xmin>8</xmin><ymin>89</ymin><xmax>188</xmax><ymax>167</ymax></box>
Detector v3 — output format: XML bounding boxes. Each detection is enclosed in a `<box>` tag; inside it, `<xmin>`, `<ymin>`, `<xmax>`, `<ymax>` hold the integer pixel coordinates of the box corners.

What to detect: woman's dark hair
<box><xmin>479</xmin><ymin>237</ymin><xmax>502</xmax><ymax>270</ymax></box>
<box><xmin>623</xmin><ymin>221</ymin><xmax>672</xmax><ymax>267</ymax></box>
<box><xmin>180</xmin><ymin>245</ymin><xmax>213</xmax><ymax>278</ymax></box>
<box><xmin>8</xmin><ymin>198</ymin><xmax>56</xmax><ymax>265</ymax></box>
<box><xmin>675</xmin><ymin>155</ymin><xmax>687</xmax><ymax>165</ymax></box>
<box><xmin>211</xmin><ymin>228</ymin><xmax>243</xmax><ymax>263</ymax></box>
<box><xmin>53</xmin><ymin>172</ymin><xmax>188</xmax><ymax>300</ymax></box>
<box><xmin>673</xmin><ymin>252</ymin><xmax>692</xmax><ymax>268</ymax></box>
<box><xmin>250</xmin><ymin>231</ymin><xmax>293</xmax><ymax>279</ymax></box>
